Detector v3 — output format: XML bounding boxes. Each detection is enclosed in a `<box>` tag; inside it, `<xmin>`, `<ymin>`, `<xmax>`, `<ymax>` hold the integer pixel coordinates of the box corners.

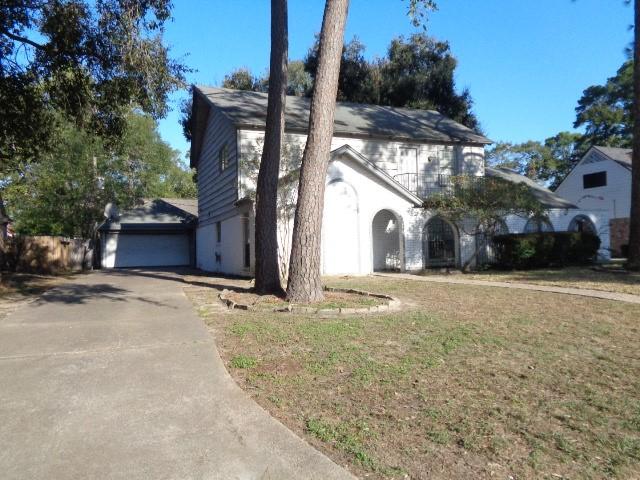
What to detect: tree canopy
<box><xmin>3</xmin><ymin>113</ymin><xmax>195</xmax><ymax>239</ymax></box>
<box><xmin>0</xmin><ymin>0</ymin><xmax>188</xmax><ymax>175</ymax></box>
<box><xmin>303</xmin><ymin>34</ymin><xmax>480</xmax><ymax>131</ymax></box>
<box><xmin>213</xmin><ymin>34</ymin><xmax>481</xmax><ymax>132</ymax></box>
<box><xmin>574</xmin><ymin>60</ymin><xmax>633</xmax><ymax>148</ymax></box>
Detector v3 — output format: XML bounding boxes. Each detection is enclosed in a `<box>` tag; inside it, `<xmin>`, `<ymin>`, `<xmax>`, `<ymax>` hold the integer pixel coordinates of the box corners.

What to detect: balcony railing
<box><xmin>393</xmin><ymin>173</ymin><xmax>455</xmax><ymax>198</ymax></box>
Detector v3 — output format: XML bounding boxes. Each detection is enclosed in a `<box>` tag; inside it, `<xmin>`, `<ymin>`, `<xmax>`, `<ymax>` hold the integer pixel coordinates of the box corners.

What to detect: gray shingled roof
<box><xmin>485</xmin><ymin>167</ymin><xmax>577</xmax><ymax>209</ymax></box>
<box><xmin>593</xmin><ymin>146</ymin><xmax>632</xmax><ymax>170</ymax></box>
<box><xmin>195</xmin><ymin>86</ymin><xmax>491</xmax><ymax>145</ymax></box>
<box><xmin>99</xmin><ymin>198</ymin><xmax>198</xmax><ymax>232</ymax></box>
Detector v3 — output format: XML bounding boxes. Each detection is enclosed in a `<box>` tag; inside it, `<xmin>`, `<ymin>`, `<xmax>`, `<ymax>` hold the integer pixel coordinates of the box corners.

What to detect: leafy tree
<box><xmin>303</xmin><ymin>34</ymin><xmax>480</xmax><ymax>130</ymax></box>
<box><xmin>574</xmin><ymin>60</ymin><xmax>632</xmax><ymax>148</ymax></box>
<box><xmin>286</xmin><ymin>60</ymin><xmax>313</xmax><ymax>96</ymax></box>
<box><xmin>222</xmin><ymin>68</ymin><xmax>265</xmax><ymax>92</ymax></box>
<box><xmin>4</xmin><ymin>113</ymin><xmax>195</xmax><ymax>239</ymax></box>
<box><xmin>379</xmin><ymin>34</ymin><xmax>480</xmax><ymax>131</ymax></box>
<box><xmin>423</xmin><ymin>176</ymin><xmax>545</xmax><ymax>270</ymax></box>
<box><xmin>0</xmin><ymin>0</ymin><xmax>187</xmax><ymax>176</ymax></box>
<box><xmin>487</xmin><ymin>132</ymin><xmax>583</xmax><ymax>188</ymax></box>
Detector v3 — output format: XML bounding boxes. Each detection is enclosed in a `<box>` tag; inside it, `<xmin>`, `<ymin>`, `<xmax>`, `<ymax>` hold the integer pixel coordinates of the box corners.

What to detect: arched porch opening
<box><xmin>372</xmin><ymin>209</ymin><xmax>403</xmax><ymax>272</ymax></box>
<box><xmin>423</xmin><ymin>217</ymin><xmax>458</xmax><ymax>268</ymax></box>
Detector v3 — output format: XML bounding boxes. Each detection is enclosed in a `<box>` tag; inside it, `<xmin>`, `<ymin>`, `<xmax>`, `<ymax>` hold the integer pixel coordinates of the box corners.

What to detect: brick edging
<box><xmin>218</xmin><ymin>287</ymin><xmax>401</xmax><ymax>315</ymax></box>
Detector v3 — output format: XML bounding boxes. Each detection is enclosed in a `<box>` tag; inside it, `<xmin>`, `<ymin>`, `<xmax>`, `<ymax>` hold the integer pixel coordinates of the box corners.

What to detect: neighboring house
<box><xmin>555</xmin><ymin>146</ymin><xmax>632</xmax><ymax>257</ymax></box>
<box><xmin>98</xmin><ymin>198</ymin><xmax>197</xmax><ymax>268</ymax></box>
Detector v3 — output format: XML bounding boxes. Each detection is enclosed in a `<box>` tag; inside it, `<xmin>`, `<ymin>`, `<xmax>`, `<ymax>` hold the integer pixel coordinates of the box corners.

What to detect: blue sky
<box><xmin>159</xmin><ymin>0</ymin><xmax>632</xmax><ymax>160</ymax></box>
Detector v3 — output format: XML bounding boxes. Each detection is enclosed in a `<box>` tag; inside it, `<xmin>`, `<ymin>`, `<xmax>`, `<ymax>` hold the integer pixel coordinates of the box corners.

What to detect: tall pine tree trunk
<box><xmin>628</xmin><ymin>0</ymin><xmax>640</xmax><ymax>270</ymax></box>
<box><xmin>254</xmin><ymin>0</ymin><xmax>288</xmax><ymax>294</ymax></box>
<box><xmin>286</xmin><ymin>0</ymin><xmax>349</xmax><ymax>302</ymax></box>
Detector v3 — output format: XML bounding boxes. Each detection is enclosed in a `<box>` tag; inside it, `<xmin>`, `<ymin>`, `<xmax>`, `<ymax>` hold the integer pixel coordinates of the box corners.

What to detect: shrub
<box><xmin>493</xmin><ymin>232</ymin><xmax>600</xmax><ymax>269</ymax></box>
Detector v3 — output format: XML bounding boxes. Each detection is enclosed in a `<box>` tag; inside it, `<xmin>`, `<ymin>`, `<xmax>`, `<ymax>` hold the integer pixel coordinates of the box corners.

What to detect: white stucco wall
<box><xmin>196</xmin><ymin>215</ymin><xmax>248</xmax><ymax>275</ymax></box>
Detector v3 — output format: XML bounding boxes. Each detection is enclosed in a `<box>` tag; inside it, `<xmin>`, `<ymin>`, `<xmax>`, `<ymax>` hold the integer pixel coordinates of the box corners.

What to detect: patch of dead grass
<box><xmin>186</xmin><ymin>275</ymin><xmax>640</xmax><ymax>479</ymax></box>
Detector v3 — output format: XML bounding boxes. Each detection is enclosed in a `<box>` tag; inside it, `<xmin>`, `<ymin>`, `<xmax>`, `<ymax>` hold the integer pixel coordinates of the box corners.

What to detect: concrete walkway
<box><xmin>0</xmin><ymin>270</ymin><xmax>354</xmax><ymax>480</ymax></box>
<box><xmin>375</xmin><ymin>272</ymin><xmax>640</xmax><ymax>305</ymax></box>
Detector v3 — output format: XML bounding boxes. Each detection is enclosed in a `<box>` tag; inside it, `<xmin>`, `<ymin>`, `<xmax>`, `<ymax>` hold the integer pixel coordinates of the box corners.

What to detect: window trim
<box><xmin>218</xmin><ymin>144</ymin><xmax>229</xmax><ymax>173</ymax></box>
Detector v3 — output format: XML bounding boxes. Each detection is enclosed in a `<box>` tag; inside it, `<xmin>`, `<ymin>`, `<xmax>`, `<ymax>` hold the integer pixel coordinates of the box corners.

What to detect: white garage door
<box><xmin>102</xmin><ymin>233</ymin><xmax>190</xmax><ymax>268</ymax></box>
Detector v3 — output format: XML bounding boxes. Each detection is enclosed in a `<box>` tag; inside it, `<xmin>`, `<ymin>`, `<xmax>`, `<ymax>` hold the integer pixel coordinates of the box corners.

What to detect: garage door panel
<box><xmin>103</xmin><ymin>233</ymin><xmax>190</xmax><ymax>268</ymax></box>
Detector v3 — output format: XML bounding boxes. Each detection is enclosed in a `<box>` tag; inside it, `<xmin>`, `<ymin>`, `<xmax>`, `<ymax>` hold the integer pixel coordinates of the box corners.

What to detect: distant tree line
<box><xmin>219</xmin><ymin>33</ymin><xmax>481</xmax><ymax>133</ymax></box>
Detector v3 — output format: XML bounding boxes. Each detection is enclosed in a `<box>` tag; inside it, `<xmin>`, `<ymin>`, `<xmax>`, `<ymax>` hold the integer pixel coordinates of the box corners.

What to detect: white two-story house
<box><xmin>188</xmin><ymin>86</ymin><xmax>576</xmax><ymax>277</ymax></box>
<box><xmin>555</xmin><ymin>146</ymin><xmax>632</xmax><ymax>257</ymax></box>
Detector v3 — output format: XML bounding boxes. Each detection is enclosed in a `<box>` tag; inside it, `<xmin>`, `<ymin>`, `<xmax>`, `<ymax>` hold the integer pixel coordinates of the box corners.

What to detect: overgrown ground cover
<box><xmin>188</xmin><ymin>276</ymin><xmax>640</xmax><ymax>479</ymax></box>
<box><xmin>451</xmin><ymin>266</ymin><xmax>640</xmax><ymax>296</ymax></box>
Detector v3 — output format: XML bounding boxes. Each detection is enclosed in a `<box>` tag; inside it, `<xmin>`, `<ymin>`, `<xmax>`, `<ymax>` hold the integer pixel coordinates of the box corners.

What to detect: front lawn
<box><xmin>188</xmin><ymin>276</ymin><xmax>640</xmax><ymax>479</ymax></box>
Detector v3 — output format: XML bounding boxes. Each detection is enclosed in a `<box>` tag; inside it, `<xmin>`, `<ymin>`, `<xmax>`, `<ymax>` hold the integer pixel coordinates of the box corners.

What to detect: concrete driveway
<box><xmin>0</xmin><ymin>270</ymin><xmax>354</xmax><ymax>480</ymax></box>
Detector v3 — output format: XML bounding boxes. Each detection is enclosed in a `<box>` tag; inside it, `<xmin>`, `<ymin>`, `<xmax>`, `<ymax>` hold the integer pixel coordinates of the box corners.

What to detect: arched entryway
<box><xmin>568</xmin><ymin>215</ymin><xmax>597</xmax><ymax>235</ymax></box>
<box><xmin>423</xmin><ymin>217</ymin><xmax>458</xmax><ymax>268</ymax></box>
<box><xmin>372</xmin><ymin>209</ymin><xmax>403</xmax><ymax>272</ymax></box>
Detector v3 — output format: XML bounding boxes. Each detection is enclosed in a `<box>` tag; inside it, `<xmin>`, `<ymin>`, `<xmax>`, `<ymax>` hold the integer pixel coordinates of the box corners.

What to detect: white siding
<box><xmin>237</xmin><ymin>129</ymin><xmax>485</xmax><ymax>199</ymax></box>
<box><xmin>555</xmin><ymin>151</ymin><xmax>631</xmax><ymax>220</ymax></box>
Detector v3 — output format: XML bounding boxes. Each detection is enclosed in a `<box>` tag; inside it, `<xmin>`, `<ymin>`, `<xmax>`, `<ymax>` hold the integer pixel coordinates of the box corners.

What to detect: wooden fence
<box><xmin>1</xmin><ymin>236</ymin><xmax>91</xmax><ymax>273</ymax></box>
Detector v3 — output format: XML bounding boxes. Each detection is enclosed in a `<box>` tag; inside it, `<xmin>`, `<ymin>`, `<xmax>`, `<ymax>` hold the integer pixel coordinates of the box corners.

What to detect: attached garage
<box><xmin>98</xmin><ymin>199</ymin><xmax>197</xmax><ymax>269</ymax></box>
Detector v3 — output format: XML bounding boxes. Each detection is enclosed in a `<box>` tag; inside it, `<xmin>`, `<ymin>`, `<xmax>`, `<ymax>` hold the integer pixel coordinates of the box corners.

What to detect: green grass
<box><xmin>187</xmin><ymin>275</ymin><xmax>640</xmax><ymax>480</ymax></box>
<box><xmin>229</xmin><ymin>354</ymin><xmax>257</xmax><ymax>369</ymax></box>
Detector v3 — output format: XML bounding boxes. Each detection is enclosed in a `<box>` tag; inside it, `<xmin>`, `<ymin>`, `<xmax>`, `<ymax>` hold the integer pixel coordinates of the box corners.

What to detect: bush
<box><xmin>493</xmin><ymin>232</ymin><xmax>600</xmax><ymax>269</ymax></box>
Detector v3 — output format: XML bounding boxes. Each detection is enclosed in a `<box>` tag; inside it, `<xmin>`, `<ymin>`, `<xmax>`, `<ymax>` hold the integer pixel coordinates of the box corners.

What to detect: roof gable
<box><xmin>330</xmin><ymin>145</ymin><xmax>423</xmax><ymax>206</ymax></box>
<box><xmin>99</xmin><ymin>198</ymin><xmax>198</xmax><ymax>232</ymax></box>
<box><xmin>193</xmin><ymin>86</ymin><xmax>491</xmax><ymax>146</ymax></box>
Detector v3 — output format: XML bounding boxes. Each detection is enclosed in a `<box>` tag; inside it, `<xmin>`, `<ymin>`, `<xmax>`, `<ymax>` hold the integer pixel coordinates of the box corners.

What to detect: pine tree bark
<box><xmin>628</xmin><ymin>0</ymin><xmax>640</xmax><ymax>270</ymax></box>
<box><xmin>286</xmin><ymin>0</ymin><xmax>349</xmax><ymax>302</ymax></box>
<box><xmin>254</xmin><ymin>0</ymin><xmax>288</xmax><ymax>294</ymax></box>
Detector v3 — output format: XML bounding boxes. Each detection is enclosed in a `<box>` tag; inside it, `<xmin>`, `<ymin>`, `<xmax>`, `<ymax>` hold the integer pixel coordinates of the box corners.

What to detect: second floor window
<box><xmin>219</xmin><ymin>144</ymin><xmax>229</xmax><ymax>172</ymax></box>
<box><xmin>583</xmin><ymin>171</ymin><xmax>606</xmax><ymax>189</ymax></box>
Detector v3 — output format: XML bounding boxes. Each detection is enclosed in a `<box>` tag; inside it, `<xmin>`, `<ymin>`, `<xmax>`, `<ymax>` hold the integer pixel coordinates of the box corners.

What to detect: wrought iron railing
<box><xmin>393</xmin><ymin>173</ymin><xmax>487</xmax><ymax>199</ymax></box>
<box><xmin>393</xmin><ymin>173</ymin><xmax>454</xmax><ymax>198</ymax></box>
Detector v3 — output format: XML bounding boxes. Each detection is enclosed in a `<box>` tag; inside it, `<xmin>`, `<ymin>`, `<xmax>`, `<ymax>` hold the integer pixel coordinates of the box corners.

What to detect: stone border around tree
<box><xmin>218</xmin><ymin>286</ymin><xmax>401</xmax><ymax>316</ymax></box>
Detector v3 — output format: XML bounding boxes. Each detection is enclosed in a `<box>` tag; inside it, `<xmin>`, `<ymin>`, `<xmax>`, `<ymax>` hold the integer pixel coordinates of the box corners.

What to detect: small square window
<box><xmin>218</xmin><ymin>144</ymin><xmax>229</xmax><ymax>172</ymax></box>
<box><xmin>583</xmin><ymin>171</ymin><xmax>606</xmax><ymax>189</ymax></box>
<box><xmin>216</xmin><ymin>221</ymin><xmax>221</xmax><ymax>243</ymax></box>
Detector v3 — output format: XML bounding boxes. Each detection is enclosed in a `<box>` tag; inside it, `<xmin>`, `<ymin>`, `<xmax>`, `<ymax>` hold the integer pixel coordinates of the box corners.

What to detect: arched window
<box><xmin>568</xmin><ymin>215</ymin><xmax>597</xmax><ymax>235</ymax></box>
<box><xmin>524</xmin><ymin>216</ymin><xmax>554</xmax><ymax>233</ymax></box>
